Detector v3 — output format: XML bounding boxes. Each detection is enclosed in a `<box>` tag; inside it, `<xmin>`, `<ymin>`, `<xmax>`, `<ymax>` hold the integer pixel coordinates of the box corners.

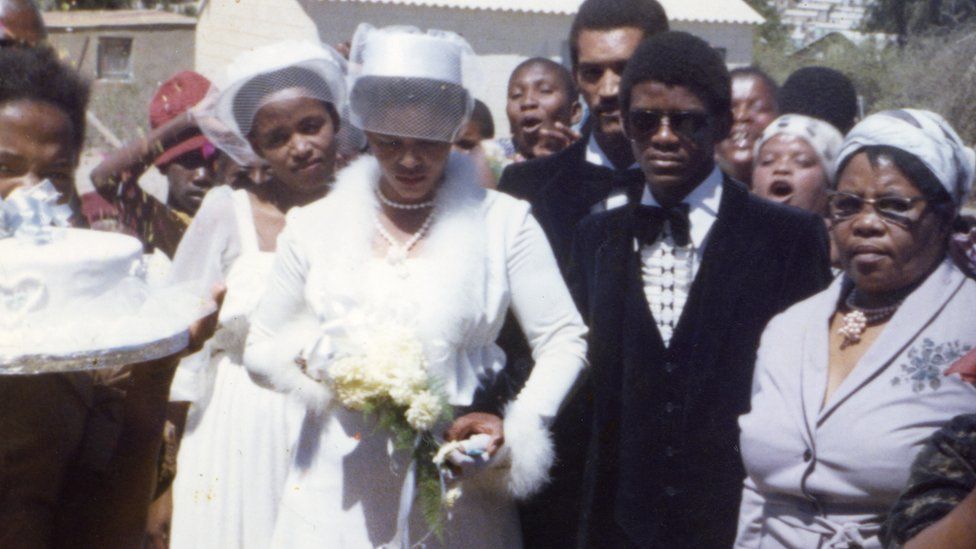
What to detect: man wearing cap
<box><xmin>90</xmin><ymin>70</ymin><xmax>219</xmax><ymax>258</ymax></box>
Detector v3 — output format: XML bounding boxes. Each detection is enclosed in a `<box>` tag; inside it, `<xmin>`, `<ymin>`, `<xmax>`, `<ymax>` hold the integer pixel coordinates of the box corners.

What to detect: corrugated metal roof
<box><xmin>43</xmin><ymin>9</ymin><xmax>197</xmax><ymax>30</ymax></box>
<box><xmin>325</xmin><ymin>0</ymin><xmax>764</xmax><ymax>24</ymax></box>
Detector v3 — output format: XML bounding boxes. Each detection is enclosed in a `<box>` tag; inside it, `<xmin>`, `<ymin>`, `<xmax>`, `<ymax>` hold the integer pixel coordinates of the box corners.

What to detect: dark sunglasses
<box><xmin>627</xmin><ymin>109</ymin><xmax>711</xmax><ymax>139</ymax></box>
<box><xmin>826</xmin><ymin>190</ymin><xmax>929</xmax><ymax>227</ymax></box>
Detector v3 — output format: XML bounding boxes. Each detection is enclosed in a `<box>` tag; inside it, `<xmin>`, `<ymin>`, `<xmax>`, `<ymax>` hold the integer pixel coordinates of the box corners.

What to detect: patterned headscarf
<box><xmin>754</xmin><ymin>114</ymin><xmax>844</xmax><ymax>179</ymax></box>
<box><xmin>836</xmin><ymin>109</ymin><xmax>976</xmax><ymax>209</ymax></box>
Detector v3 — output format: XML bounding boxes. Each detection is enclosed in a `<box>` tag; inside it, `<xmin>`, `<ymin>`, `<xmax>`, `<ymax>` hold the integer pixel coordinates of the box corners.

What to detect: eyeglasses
<box><xmin>826</xmin><ymin>190</ymin><xmax>929</xmax><ymax>227</ymax></box>
<box><xmin>627</xmin><ymin>110</ymin><xmax>710</xmax><ymax>140</ymax></box>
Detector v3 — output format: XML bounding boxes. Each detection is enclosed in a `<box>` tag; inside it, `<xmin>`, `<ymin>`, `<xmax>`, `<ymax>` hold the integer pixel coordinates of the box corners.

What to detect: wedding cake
<box><xmin>0</xmin><ymin>182</ymin><xmax>203</xmax><ymax>373</ymax></box>
<box><xmin>0</xmin><ymin>228</ymin><xmax>144</xmax><ymax>318</ymax></box>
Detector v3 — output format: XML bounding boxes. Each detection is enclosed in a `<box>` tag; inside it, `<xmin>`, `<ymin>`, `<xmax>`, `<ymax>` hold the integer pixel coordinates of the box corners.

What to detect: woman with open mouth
<box><xmin>751</xmin><ymin>114</ymin><xmax>844</xmax><ymax>216</ymax></box>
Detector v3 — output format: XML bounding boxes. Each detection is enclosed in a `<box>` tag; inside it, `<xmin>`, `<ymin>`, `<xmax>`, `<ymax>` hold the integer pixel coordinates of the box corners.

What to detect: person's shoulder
<box><xmin>574</xmin><ymin>207</ymin><xmax>630</xmax><ymax>250</ymax></box>
<box><xmin>485</xmin><ymin>187</ymin><xmax>530</xmax><ymax>214</ymax></box>
<box><xmin>498</xmin><ymin>139</ymin><xmax>585</xmax><ymax>199</ymax></box>
<box><xmin>726</xmin><ymin>178</ymin><xmax>825</xmax><ymax>237</ymax></box>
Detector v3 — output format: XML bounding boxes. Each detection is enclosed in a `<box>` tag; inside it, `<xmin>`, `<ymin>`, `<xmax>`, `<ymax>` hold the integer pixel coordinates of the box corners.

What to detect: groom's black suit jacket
<box><xmin>569</xmin><ymin>177</ymin><xmax>831</xmax><ymax>548</ymax></box>
<box><xmin>491</xmin><ymin>134</ymin><xmax>646</xmax><ymax>549</ymax></box>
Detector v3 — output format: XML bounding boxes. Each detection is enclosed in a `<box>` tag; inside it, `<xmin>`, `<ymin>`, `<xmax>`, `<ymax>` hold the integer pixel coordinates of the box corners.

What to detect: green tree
<box><xmin>867</xmin><ymin>0</ymin><xmax>976</xmax><ymax>41</ymax></box>
<box><xmin>745</xmin><ymin>0</ymin><xmax>790</xmax><ymax>49</ymax></box>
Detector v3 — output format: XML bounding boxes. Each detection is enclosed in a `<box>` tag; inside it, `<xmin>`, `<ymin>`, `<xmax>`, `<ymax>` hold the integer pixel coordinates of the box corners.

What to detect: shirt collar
<box><xmin>639</xmin><ymin>165</ymin><xmax>723</xmax><ymax>249</ymax></box>
<box><xmin>586</xmin><ymin>133</ymin><xmax>639</xmax><ymax>170</ymax></box>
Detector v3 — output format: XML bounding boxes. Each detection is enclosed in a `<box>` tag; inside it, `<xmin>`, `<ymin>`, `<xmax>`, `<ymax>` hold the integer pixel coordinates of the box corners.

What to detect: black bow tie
<box><xmin>579</xmin><ymin>164</ymin><xmax>645</xmax><ymax>201</ymax></box>
<box><xmin>633</xmin><ymin>203</ymin><xmax>691</xmax><ymax>247</ymax></box>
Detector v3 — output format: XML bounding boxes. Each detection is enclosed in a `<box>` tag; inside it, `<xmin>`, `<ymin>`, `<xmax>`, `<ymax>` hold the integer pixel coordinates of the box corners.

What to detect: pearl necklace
<box><xmin>376</xmin><ymin>188</ymin><xmax>435</xmax><ymax>210</ymax></box>
<box><xmin>374</xmin><ymin>209</ymin><xmax>435</xmax><ymax>278</ymax></box>
<box><xmin>838</xmin><ymin>291</ymin><xmax>901</xmax><ymax>346</ymax></box>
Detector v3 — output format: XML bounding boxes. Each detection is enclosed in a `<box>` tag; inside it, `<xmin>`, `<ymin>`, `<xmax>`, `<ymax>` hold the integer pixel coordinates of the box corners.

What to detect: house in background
<box><xmin>45</xmin><ymin>9</ymin><xmax>197</xmax><ymax>149</ymax></box>
<box><xmin>194</xmin><ymin>0</ymin><xmax>763</xmax><ymax>137</ymax></box>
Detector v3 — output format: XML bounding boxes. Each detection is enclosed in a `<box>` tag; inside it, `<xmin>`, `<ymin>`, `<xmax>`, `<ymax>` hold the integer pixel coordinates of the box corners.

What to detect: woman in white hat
<box><xmin>244</xmin><ymin>24</ymin><xmax>587</xmax><ymax>548</ymax></box>
<box><xmin>166</xmin><ymin>40</ymin><xmax>348</xmax><ymax>548</ymax></box>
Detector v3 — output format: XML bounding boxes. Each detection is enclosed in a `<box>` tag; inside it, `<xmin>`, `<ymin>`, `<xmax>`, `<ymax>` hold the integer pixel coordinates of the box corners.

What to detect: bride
<box><xmin>244</xmin><ymin>24</ymin><xmax>587</xmax><ymax>547</ymax></box>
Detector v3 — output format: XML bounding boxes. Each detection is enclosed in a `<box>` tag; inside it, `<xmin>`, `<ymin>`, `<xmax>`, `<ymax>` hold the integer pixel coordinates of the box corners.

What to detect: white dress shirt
<box><xmin>636</xmin><ymin>166</ymin><xmax>723</xmax><ymax>344</ymax></box>
<box><xmin>586</xmin><ymin>133</ymin><xmax>639</xmax><ymax>213</ymax></box>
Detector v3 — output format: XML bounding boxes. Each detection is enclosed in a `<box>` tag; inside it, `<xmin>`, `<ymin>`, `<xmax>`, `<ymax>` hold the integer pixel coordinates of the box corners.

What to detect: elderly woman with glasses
<box><xmin>734</xmin><ymin>109</ymin><xmax>976</xmax><ymax>549</ymax></box>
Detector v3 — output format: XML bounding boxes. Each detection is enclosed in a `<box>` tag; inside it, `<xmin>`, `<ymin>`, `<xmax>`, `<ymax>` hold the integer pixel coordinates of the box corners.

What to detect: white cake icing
<box><xmin>0</xmin><ymin>228</ymin><xmax>144</xmax><ymax>322</ymax></box>
<box><xmin>0</xmin><ymin>184</ymin><xmax>202</xmax><ymax>371</ymax></box>
<box><xmin>0</xmin><ymin>228</ymin><xmax>199</xmax><ymax>364</ymax></box>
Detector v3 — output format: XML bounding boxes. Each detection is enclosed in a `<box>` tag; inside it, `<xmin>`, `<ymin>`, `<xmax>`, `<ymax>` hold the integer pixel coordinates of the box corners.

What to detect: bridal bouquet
<box><xmin>317</xmin><ymin>322</ymin><xmax>457</xmax><ymax>535</ymax></box>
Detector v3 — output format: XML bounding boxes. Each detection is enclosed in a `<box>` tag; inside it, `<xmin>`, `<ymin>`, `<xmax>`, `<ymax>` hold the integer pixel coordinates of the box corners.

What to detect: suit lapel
<box><xmin>818</xmin><ymin>259</ymin><xmax>967</xmax><ymax>424</ymax></box>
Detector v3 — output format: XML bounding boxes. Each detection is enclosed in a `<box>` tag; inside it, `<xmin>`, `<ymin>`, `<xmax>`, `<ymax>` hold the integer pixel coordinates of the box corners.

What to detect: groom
<box><xmin>570</xmin><ymin>32</ymin><xmax>832</xmax><ymax>547</ymax></box>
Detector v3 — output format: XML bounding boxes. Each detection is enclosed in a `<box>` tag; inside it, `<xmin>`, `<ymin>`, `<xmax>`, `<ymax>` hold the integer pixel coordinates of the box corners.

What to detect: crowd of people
<box><xmin>2</xmin><ymin>0</ymin><xmax>976</xmax><ymax>547</ymax></box>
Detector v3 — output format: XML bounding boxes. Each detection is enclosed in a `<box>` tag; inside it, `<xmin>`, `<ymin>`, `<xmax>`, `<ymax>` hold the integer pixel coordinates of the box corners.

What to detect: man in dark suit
<box><xmin>493</xmin><ymin>3</ymin><xmax>670</xmax><ymax>547</ymax></box>
<box><xmin>571</xmin><ymin>32</ymin><xmax>832</xmax><ymax>547</ymax></box>
<box><xmin>498</xmin><ymin>0</ymin><xmax>669</xmax><ymax>269</ymax></box>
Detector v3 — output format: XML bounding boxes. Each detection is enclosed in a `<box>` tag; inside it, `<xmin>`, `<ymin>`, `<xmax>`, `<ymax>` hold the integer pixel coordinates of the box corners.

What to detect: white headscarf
<box><xmin>835</xmin><ymin>109</ymin><xmax>976</xmax><ymax>209</ymax></box>
<box><xmin>195</xmin><ymin>40</ymin><xmax>349</xmax><ymax>165</ymax></box>
<box><xmin>754</xmin><ymin>114</ymin><xmax>844</xmax><ymax>179</ymax></box>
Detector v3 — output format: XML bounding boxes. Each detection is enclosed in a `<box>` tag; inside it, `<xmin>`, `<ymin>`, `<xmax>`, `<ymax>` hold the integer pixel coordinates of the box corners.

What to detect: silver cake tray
<box><xmin>0</xmin><ymin>329</ymin><xmax>190</xmax><ymax>375</ymax></box>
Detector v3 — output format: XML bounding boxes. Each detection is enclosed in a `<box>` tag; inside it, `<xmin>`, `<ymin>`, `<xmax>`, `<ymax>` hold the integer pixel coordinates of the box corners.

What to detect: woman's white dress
<box><xmin>244</xmin><ymin>153</ymin><xmax>588</xmax><ymax>548</ymax></box>
<box><xmin>168</xmin><ymin>187</ymin><xmax>294</xmax><ymax>548</ymax></box>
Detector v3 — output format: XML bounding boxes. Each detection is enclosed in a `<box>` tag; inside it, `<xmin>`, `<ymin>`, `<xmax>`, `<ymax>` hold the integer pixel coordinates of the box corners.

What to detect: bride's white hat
<box><xmin>196</xmin><ymin>40</ymin><xmax>350</xmax><ymax>166</ymax></box>
<box><xmin>0</xmin><ymin>183</ymin><xmax>210</xmax><ymax>373</ymax></box>
<box><xmin>347</xmin><ymin>24</ymin><xmax>480</xmax><ymax>143</ymax></box>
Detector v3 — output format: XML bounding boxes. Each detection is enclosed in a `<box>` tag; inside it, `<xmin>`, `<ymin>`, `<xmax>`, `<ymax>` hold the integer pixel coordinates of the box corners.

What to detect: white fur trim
<box><xmin>464</xmin><ymin>400</ymin><xmax>555</xmax><ymax>500</ymax></box>
<box><xmin>501</xmin><ymin>399</ymin><xmax>555</xmax><ymax>499</ymax></box>
<box><xmin>245</xmin><ymin>312</ymin><xmax>333</xmax><ymax>412</ymax></box>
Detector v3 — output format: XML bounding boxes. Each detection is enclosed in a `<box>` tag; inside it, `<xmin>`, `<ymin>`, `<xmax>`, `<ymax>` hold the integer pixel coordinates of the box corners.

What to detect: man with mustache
<box><xmin>570</xmin><ymin>31</ymin><xmax>831</xmax><ymax>547</ymax></box>
<box><xmin>498</xmin><ymin>0</ymin><xmax>668</xmax><ymax>269</ymax></box>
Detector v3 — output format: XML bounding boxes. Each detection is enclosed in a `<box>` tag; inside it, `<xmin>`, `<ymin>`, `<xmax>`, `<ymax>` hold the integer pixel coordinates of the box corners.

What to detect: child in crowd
<box><xmin>495</xmin><ymin>57</ymin><xmax>582</xmax><ymax>163</ymax></box>
<box><xmin>479</xmin><ymin>57</ymin><xmax>583</xmax><ymax>184</ymax></box>
<box><xmin>88</xmin><ymin>71</ymin><xmax>221</xmax><ymax>258</ymax></box>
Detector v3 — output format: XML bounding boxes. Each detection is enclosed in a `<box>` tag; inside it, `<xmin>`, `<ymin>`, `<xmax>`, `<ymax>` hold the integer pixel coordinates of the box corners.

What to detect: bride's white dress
<box><xmin>245</xmin><ymin>153</ymin><xmax>588</xmax><ymax>548</ymax></box>
<box><xmin>168</xmin><ymin>187</ymin><xmax>294</xmax><ymax>548</ymax></box>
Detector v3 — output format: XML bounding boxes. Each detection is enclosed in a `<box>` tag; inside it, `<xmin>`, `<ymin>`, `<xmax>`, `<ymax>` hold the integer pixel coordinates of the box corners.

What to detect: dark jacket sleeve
<box><xmin>880</xmin><ymin>413</ymin><xmax>976</xmax><ymax>548</ymax></box>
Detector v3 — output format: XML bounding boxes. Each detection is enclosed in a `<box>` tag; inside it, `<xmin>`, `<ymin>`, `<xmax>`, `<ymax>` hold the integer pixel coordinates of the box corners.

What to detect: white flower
<box><xmin>442</xmin><ymin>486</ymin><xmax>462</xmax><ymax>508</ymax></box>
<box><xmin>405</xmin><ymin>390</ymin><xmax>443</xmax><ymax>431</ymax></box>
<box><xmin>329</xmin><ymin>355</ymin><xmax>383</xmax><ymax>410</ymax></box>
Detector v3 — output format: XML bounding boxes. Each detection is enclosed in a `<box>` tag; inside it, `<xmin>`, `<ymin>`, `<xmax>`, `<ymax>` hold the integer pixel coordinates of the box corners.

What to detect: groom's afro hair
<box><xmin>619</xmin><ymin>31</ymin><xmax>731</xmax><ymax>118</ymax></box>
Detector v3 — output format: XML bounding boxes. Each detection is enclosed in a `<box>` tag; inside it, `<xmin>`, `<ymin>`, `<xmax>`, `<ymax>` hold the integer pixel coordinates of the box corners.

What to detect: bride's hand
<box><xmin>444</xmin><ymin>412</ymin><xmax>504</xmax><ymax>455</ymax></box>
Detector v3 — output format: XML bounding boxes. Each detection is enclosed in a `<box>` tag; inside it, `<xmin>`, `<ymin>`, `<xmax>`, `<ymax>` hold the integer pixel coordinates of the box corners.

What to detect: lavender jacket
<box><xmin>736</xmin><ymin>258</ymin><xmax>976</xmax><ymax>549</ymax></box>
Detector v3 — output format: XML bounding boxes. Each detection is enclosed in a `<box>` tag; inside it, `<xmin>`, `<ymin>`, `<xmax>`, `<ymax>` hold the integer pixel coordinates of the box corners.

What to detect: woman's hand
<box><xmin>445</xmin><ymin>412</ymin><xmax>504</xmax><ymax>455</ymax></box>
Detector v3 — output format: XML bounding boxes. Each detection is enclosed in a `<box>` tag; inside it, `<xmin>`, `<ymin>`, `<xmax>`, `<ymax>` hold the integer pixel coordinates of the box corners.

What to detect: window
<box><xmin>97</xmin><ymin>36</ymin><xmax>133</xmax><ymax>81</ymax></box>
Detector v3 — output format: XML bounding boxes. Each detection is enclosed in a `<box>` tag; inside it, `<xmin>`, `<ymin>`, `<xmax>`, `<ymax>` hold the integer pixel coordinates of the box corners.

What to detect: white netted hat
<box><xmin>196</xmin><ymin>40</ymin><xmax>349</xmax><ymax>165</ymax></box>
<box><xmin>348</xmin><ymin>24</ymin><xmax>480</xmax><ymax>143</ymax></box>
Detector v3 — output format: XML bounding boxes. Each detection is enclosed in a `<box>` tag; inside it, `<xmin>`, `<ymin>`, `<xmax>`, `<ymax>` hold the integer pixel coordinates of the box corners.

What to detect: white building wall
<box><xmin>672</xmin><ymin>21</ymin><xmax>755</xmax><ymax>67</ymax></box>
<box><xmin>195</xmin><ymin>0</ymin><xmax>320</xmax><ymax>82</ymax></box>
<box><xmin>305</xmin><ymin>2</ymin><xmax>571</xmax><ymax>136</ymax></box>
